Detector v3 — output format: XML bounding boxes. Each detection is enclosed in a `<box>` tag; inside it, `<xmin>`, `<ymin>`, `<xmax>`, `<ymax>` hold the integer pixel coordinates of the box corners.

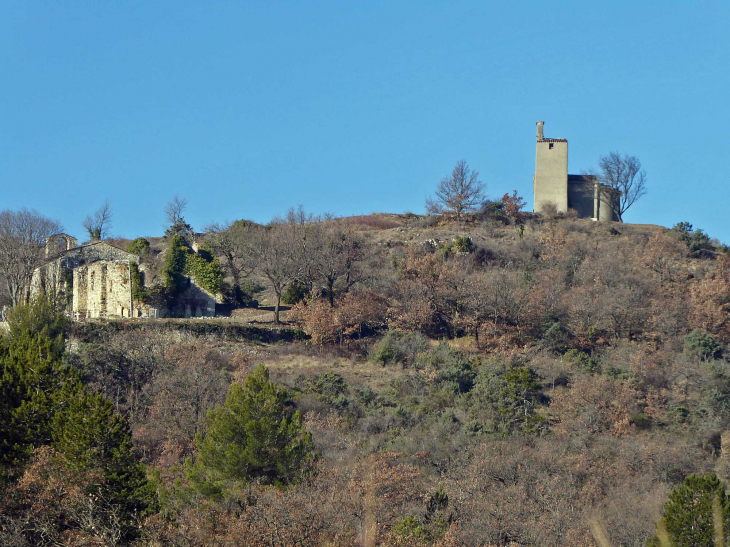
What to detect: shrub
<box><xmin>161</xmin><ymin>234</ymin><xmax>188</xmax><ymax>295</ymax></box>
<box><xmin>282</xmin><ymin>281</ymin><xmax>309</xmax><ymax>306</ymax></box>
<box><xmin>452</xmin><ymin>236</ymin><xmax>474</xmax><ymax>254</ymax></box>
<box><xmin>306</xmin><ymin>372</ymin><xmax>348</xmax><ymax>403</ymax></box>
<box><xmin>126</xmin><ymin>238</ymin><xmax>150</xmax><ymax>256</ymax></box>
<box><xmin>672</xmin><ymin>222</ymin><xmax>714</xmax><ymax>257</ymax></box>
<box><xmin>685</xmin><ymin>329</ymin><xmax>722</xmax><ymax>361</ymax></box>
<box><xmin>371</xmin><ymin>330</ymin><xmax>429</xmax><ymax>366</ymax></box>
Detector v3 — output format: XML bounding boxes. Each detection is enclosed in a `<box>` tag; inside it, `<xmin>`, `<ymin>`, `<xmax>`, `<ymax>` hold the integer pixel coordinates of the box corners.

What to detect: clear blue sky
<box><xmin>2</xmin><ymin>1</ymin><xmax>728</xmax><ymax>241</ymax></box>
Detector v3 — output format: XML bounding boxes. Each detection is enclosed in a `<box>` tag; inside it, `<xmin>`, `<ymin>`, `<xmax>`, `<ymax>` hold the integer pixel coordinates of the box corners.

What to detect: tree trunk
<box><xmin>274</xmin><ymin>293</ymin><xmax>281</xmax><ymax>324</ymax></box>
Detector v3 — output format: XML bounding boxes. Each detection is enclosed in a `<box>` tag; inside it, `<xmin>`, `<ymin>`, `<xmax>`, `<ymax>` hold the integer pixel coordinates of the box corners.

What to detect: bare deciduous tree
<box><xmin>164</xmin><ymin>195</ymin><xmax>192</xmax><ymax>238</ymax></box>
<box><xmin>310</xmin><ymin>222</ymin><xmax>366</xmax><ymax>306</ymax></box>
<box><xmin>595</xmin><ymin>151</ymin><xmax>647</xmax><ymax>222</ymax></box>
<box><xmin>165</xmin><ymin>195</ymin><xmax>187</xmax><ymax>226</ymax></box>
<box><xmin>0</xmin><ymin>208</ymin><xmax>63</xmax><ymax>307</ymax></box>
<box><xmin>82</xmin><ymin>200</ymin><xmax>113</xmax><ymax>241</ymax></box>
<box><xmin>249</xmin><ymin>222</ymin><xmax>301</xmax><ymax>324</ymax></box>
<box><xmin>205</xmin><ymin>220</ymin><xmax>258</xmax><ymax>305</ymax></box>
<box><xmin>426</xmin><ymin>160</ymin><xmax>485</xmax><ymax>220</ymax></box>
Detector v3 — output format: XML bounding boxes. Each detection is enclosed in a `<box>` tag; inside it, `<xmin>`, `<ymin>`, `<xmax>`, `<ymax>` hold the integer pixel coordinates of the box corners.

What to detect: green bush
<box><xmin>685</xmin><ymin>329</ymin><xmax>722</xmax><ymax>361</ymax></box>
<box><xmin>281</xmin><ymin>281</ymin><xmax>309</xmax><ymax>305</ymax></box>
<box><xmin>162</xmin><ymin>234</ymin><xmax>188</xmax><ymax>295</ymax></box>
<box><xmin>564</xmin><ymin>349</ymin><xmax>600</xmax><ymax>373</ymax></box>
<box><xmin>672</xmin><ymin>222</ymin><xmax>714</xmax><ymax>257</ymax></box>
<box><xmin>126</xmin><ymin>237</ymin><xmax>150</xmax><ymax>256</ymax></box>
<box><xmin>371</xmin><ymin>330</ymin><xmax>429</xmax><ymax>366</ymax></box>
<box><xmin>306</xmin><ymin>372</ymin><xmax>348</xmax><ymax>403</ymax></box>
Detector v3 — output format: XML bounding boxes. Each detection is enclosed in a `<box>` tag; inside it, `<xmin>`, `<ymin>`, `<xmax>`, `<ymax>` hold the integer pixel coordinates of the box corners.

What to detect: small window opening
<box><xmin>549</xmin><ymin>143</ymin><xmax>554</xmax><ymax>150</ymax></box>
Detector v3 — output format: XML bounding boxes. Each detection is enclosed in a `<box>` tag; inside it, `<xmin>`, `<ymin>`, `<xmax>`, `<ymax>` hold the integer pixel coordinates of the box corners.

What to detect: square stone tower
<box><xmin>533</xmin><ymin>121</ymin><xmax>569</xmax><ymax>213</ymax></box>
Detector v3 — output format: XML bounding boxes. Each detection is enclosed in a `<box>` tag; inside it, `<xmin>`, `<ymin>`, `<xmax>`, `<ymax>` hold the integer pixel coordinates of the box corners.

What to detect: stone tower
<box><xmin>533</xmin><ymin>121</ymin><xmax>569</xmax><ymax>213</ymax></box>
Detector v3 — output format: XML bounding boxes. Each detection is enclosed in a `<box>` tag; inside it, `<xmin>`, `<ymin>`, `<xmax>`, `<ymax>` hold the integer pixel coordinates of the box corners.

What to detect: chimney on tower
<box><xmin>536</xmin><ymin>121</ymin><xmax>544</xmax><ymax>141</ymax></box>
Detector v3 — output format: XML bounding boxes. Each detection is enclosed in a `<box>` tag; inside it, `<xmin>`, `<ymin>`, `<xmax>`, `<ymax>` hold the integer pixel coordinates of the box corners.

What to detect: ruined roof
<box><xmin>538</xmin><ymin>138</ymin><xmax>568</xmax><ymax>143</ymax></box>
<box><xmin>59</xmin><ymin>240</ymin><xmax>138</xmax><ymax>256</ymax></box>
<box><xmin>568</xmin><ymin>174</ymin><xmax>598</xmax><ymax>183</ymax></box>
<box><xmin>567</xmin><ymin>175</ymin><xmax>621</xmax><ymax>194</ymax></box>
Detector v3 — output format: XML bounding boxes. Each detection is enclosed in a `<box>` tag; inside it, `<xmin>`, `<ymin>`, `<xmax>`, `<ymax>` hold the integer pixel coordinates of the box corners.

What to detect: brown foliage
<box><xmin>0</xmin><ymin>447</ymin><xmax>124</xmax><ymax>546</ymax></box>
<box><xmin>292</xmin><ymin>290</ymin><xmax>388</xmax><ymax>346</ymax></box>
<box><xmin>549</xmin><ymin>375</ymin><xmax>643</xmax><ymax>436</ymax></box>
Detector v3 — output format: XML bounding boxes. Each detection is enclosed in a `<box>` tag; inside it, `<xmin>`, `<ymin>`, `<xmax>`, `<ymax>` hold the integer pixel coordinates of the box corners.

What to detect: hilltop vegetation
<box><xmin>3</xmin><ymin>208</ymin><xmax>730</xmax><ymax>545</ymax></box>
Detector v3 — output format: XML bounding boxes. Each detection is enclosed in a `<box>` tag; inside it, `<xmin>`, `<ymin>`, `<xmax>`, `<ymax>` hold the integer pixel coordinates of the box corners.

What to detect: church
<box><xmin>533</xmin><ymin>121</ymin><xmax>619</xmax><ymax>221</ymax></box>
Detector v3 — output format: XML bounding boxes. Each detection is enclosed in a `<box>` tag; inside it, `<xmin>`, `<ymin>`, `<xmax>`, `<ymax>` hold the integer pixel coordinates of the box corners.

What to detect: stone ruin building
<box><xmin>533</xmin><ymin>121</ymin><xmax>619</xmax><ymax>221</ymax></box>
<box><xmin>30</xmin><ymin>234</ymin><xmax>218</xmax><ymax>320</ymax></box>
<box><xmin>30</xmin><ymin>234</ymin><xmax>154</xmax><ymax>319</ymax></box>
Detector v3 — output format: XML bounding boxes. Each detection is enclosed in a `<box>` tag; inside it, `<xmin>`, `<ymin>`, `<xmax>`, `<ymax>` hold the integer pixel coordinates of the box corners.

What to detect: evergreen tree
<box><xmin>0</xmin><ymin>297</ymin><xmax>79</xmax><ymax>483</ymax></box>
<box><xmin>53</xmin><ymin>391</ymin><xmax>156</xmax><ymax>522</ymax></box>
<box><xmin>649</xmin><ymin>473</ymin><xmax>730</xmax><ymax>546</ymax></box>
<box><xmin>502</xmin><ymin>365</ymin><xmax>545</xmax><ymax>435</ymax></box>
<box><xmin>188</xmin><ymin>365</ymin><xmax>316</xmax><ymax>498</ymax></box>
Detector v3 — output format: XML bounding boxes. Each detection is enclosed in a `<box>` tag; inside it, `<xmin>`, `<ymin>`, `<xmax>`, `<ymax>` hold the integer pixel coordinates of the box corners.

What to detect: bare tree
<box><xmin>310</xmin><ymin>221</ymin><xmax>366</xmax><ymax>306</ymax></box>
<box><xmin>426</xmin><ymin>160</ymin><xmax>485</xmax><ymax>219</ymax></box>
<box><xmin>82</xmin><ymin>200</ymin><xmax>113</xmax><ymax>241</ymax></box>
<box><xmin>205</xmin><ymin>220</ymin><xmax>258</xmax><ymax>305</ymax></box>
<box><xmin>249</xmin><ymin>223</ymin><xmax>301</xmax><ymax>324</ymax></box>
<box><xmin>596</xmin><ymin>152</ymin><xmax>647</xmax><ymax>222</ymax></box>
<box><xmin>164</xmin><ymin>195</ymin><xmax>192</xmax><ymax>237</ymax></box>
<box><xmin>0</xmin><ymin>208</ymin><xmax>63</xmax><ymax>307</ymax></box>
<box><xmin>165</xmin><ymin>195</ymin><xmax>187</xmax><ymax>226</ymax></box>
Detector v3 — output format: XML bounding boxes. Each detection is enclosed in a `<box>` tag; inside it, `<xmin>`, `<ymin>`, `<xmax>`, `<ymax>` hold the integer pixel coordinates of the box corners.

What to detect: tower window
<box><xmin>549</xmin><ymin>143</ymin><xmax>554</xmax><ymax>149</ymax></box>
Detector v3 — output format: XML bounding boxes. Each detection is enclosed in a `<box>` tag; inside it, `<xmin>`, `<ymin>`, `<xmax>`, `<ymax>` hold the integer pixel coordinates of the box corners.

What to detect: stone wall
<box><xmin>73</xmin><ymin>261</ymin><xmax>134</xmax><ymax>318</ymax></box>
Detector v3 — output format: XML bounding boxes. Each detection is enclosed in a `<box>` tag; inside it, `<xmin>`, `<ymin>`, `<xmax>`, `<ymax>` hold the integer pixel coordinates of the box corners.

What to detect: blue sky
<box><xmin>1</xmin><ymin>1</ymin><xmax>728</xmax><ymax>241</ymax></box>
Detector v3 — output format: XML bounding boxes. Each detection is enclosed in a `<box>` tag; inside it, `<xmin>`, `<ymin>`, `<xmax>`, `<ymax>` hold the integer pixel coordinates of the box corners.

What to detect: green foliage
<box><xmin>648</xmin><ymin>473</ymin><xmax>730</xmax><ymax>546</ymax></box>
<box><xmin>501</xmin><ymin>365</ymin><xmax>545</xmax><ymax>435</ymax></box>
<box><xmin>305</xmin><ymin>372</ymin><xmax>349</xmax><ymax>403</ymax></box>
<box><xmin>438</xmin><ymin>236</ymin><xmax>474</xmax><ymax>257</ymax></box>
<box><xmin>466</xmin><ymin>362</ymin><xmax>511</xmax><ymax>434</ymax></box>
<box><xmin>564</xmin><ymin>349</ymin><xmax>600</xmax><ymax>373</ymax></box>
<box><xmin>185</xmin><ymin>247</ymin><xmax>224</xmax><ymax>295</ymax></box>
<box><xmin>453</xmin><ymin>236</ymin><xmax>474</xmax><ymax>253</ymax></box>
<box><xmin>0</xmin><ymin>297</ymin><xmax>75</xmax><ymax>482</ymax></box>
<box><xmin>685</xmin><ymin>329</ymin><xmax>722</xmax><ymax>361</ymax></box>
<box><xmin>371</xmin><ymin>330</ymin><xmax>429</xmax><ymax>366</ymax></box>
<box><xmin>281</xmin><ymin>280</ymin><xmax>309</xmax><ymax>305</ymax></box>
<box><xmin>126</xmin><ymin>237</ymin><xmax>151</xmax><ymax>256</ymax></box>
<box><xmin>392</xmin><ymin>515</ymin><xmax>432</xmax><ymax>542</ymax></box>
<box><xmin>187</xmin><ymin>365</ymin><xmax>316</xmax><ymax>498</ymax></box>
<box><xmin>0</xmin><ymin>299</ymin><xmax>154</xmax><ymax>535</ymax></box>
<box><xmin>53</xmin><ymin>391</ymin><xmax>156</xmax><ymax>520</ymax></box>
<box><xmin>162</xmin><ymin>236</ymin><xmax>224</xmax><ymax>298</ymax></box>
<box><xmin>162</xmin><ymin>234</ymin><xmax>189</xmax><ymax>295</ymax></box>
<box><xmin>672</xmin><ymin>222</ymin><xmax>714</xmax><ymax>257</ymax></box>
<box><xmin>5</xmin><ymin>295</ymin><xmax>68</xmax><ymax>351</ymax></box>
<box><xmin>129</xmin><ymin>262</ymin><xmax>150</xmax><ymax>304</ymax></box>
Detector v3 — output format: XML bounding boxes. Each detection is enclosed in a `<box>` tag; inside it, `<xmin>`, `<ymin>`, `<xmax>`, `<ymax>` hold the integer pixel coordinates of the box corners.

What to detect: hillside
<box><xmin>3</xmin><ymin>212</ymin><xmax>730</xmax><ymax>545</ymax></box>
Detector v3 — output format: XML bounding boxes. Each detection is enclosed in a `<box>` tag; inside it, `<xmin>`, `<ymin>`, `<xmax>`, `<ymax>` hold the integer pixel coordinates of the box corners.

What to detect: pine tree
<box><xmin>188</xmin><ymin>365</ymin><xmax>316</xmax><ymax>498</ymax></box>
<box><xmin>649</xmin><ymin>473</ymin><xmax>730</xmax><ymax>546</ymax></box>
<box><xmin>0</xmin><ymin>297</ymin><xmax>79</xmax><ymax>483</ymax></box>
<box><xmin>53</xmin><ymin>391</ymin><xmax>156</xmax><ymax>521</ymax></box>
